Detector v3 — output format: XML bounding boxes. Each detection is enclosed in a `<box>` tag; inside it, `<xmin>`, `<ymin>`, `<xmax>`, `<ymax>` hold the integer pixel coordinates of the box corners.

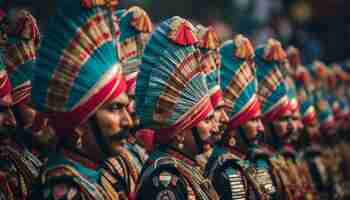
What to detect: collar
<box><xmin>63</xmin><ymin>149</ymin><xmax>98</xmax><ymax>170</ymax></box>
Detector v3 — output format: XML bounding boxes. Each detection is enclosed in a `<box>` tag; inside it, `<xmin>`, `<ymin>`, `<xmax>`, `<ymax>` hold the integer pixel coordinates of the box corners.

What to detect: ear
<box><xmin>74</xmin><ymin>121</ymin><xmax>92</xmax><ymax>137</ymax></box>
<box><xmin>181</xmin><ymin>128</ymin><xmax>199</xmax><ymax>156</ymax></box>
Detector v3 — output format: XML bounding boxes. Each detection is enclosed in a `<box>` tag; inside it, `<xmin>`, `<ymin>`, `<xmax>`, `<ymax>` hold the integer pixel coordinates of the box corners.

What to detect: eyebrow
<box><xmin>207</xmin><ymin>113</ymin><xmax>214</xmax><ymax>120</ymax></box>
<box><xmin>104</xmin><ymin>101</ymin><xmax>128</xmax><ymax>109</ymax></box>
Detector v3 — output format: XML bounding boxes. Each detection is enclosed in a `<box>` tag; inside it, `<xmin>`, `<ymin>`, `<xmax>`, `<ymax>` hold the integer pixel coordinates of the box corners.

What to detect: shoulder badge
<box><xmin>159</xmin><ymin>172</ymin><xmax>173</xmax><ymax>188</ymax></box>
<box><xmin>156</xmin><ymin>189</ymin><xmax>177</xmax><ymax>200</ymax></box>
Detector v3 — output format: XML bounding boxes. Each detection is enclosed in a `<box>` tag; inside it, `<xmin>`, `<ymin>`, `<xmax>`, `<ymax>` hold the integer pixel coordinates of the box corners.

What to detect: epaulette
<box><xmin>43</xmin><ymin>165</ymin><xmax>108</xmax><ymax>200</ymax></box>
<box><xmin>204</xmin><ymin>151</ymin><xmax>245</xmax><ymax>179</ymax></box>
<box><xmin>44</xmin><ymin>162</ymin><xmax>120</xmax><ymax>200</ymax></box>
<box><xmin>137</xmin><ymin>155</ymin><xmax>219</xmax><ymax>200</ymax></box>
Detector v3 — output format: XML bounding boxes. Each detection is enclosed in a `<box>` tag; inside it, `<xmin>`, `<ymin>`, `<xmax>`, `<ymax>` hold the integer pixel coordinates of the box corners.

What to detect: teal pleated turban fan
<box><xmin>314</xmin><ymin>96</ymin><xmax>335</xmax><ymax>130</ymax></box>
<box><xmin>285</xmin><ymin>67</ymin><xmax>299</xmax><ymax>113</ymax></box>
<box><xmin>220</xmin><ymin>34</ymin><xmax>259</xmax><ymax>129</ymax></box>
<box><xmin>4</xmin><ymin>9</ymin><xmax>40</xmax><ymax>105</ymax></box>
<box><xmin>285</xmin><ymin>46</ymin><xmax>303</xmax><ymax>112</ymax></box>
<box><xmin>295</xmin><ymin>67</ymin><xmax>317</xmax><ymax>126</ymax></box>
<box><xmin>299</xmin><ymin>97</ymin><xmax>317</xmax><ymax>126</ymax></box>
<box><xmin>255</xmin><ymin>38</ymin><xmax>290</xmax><ymax>122</ymax></box>
<box><xmin>135</xmin><ymin>16</ymin><xmax>213</xmax><ymax>144</ymax></box>
<box><xmin>116</xmin><ymin>6</ymin><xmax>153</xmax><ymax>96</ymax></box>
<box><xmin>0</xmin><ymin>51</ymin><xmax>12</xmax><ymax>105</ymax></box>
<box><xmin>195</xmin><ymin>24</ymin><xmax>223</xmax><ymax>108</ymax></box>
<box><xmin>32</xmin><ymin>0</ymin><xmax>125</xmax><ymax>136</ymax></box>
<box><xmin>304</xmin><ymin>61</ymin><xmax>335</xmax><ymax>129</ymax></box>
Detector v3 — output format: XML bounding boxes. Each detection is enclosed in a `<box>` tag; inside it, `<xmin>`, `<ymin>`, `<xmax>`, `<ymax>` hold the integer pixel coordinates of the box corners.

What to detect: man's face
<box><xmin>272</xmin><ymin>109</ymin><xmax>295</xmax><ymax>141</ymax></box>
<box><xmin>0</xmin><ymin>95</ymin><xmax>16</xmax><ymax>142</ymax></box>
<box><xmin>241</xmin><ymin>110</ymin><xmax>264</xmax><ymax>141</ymax></box>
<box><xmin>0</xmin><ymin>94</ymin><xmax>16</xmax><ymax>129</ymax></box>
<box><xmin>94</xmin><ymin>92</ymin><xmax>133</xmax><ymax>139</ymax></box>
<box><xmin>304</xmin><ymin>119</ymin><xmax>320</xmax><ymax>140</ymax></box>
<box><xmin>212</xmin><ymin>107</ymin><xmax>229</xmax><ymax>142</ymax></box>
<box><xmin>196</xmin><ymin>113</ymin><xmax>216</xmax><ymax>144</ymax></box>
<box><xmin>289</xmin><ymin>110</ymin><xmax>303</xmax><ymax>142</ymax></box>
<box><xmin>183</xmin><ymin>113</ymin><xmax>216</xmax><ymax>155</ymax></box>
<box><xmin>17</xmin><ymin>104</ymin><xmax>36</xmax><ymax>129</ymax></box>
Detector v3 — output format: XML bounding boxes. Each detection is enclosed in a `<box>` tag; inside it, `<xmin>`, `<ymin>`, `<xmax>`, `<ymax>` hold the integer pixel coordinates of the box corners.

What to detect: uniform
<box><xmin>0</xmin><ymin>136</ymin><xmax>43</xmax><ymax>200</ymax></box>
<box><xmin>34</xmin><ymin>149</ymin><xmax>119</xmax><ymax>200</ymax></box>
<box><xmin>137</xmin><ymin>147</ymin><xmax>219</xmax><ymax>200</ymax></box>
<box><xmin>304</xmin><ymin>61</ymin><xmax>338</xmax><ymax>199</ymax></box>
<box><xmin>202</xmin><ymin>36</ymin><xmax>280</xmax><ymax>200</ymax></box>
<box><xmin>31</xmin><ymin>0</ymin><xmax>124</xmax><ymax>199</ymax></box>
<box><xmin>293</xmin><ymin>56</ymin><xmax>320</xmax><ymax>200</ymax></box>
<box><xmin>255</xmin><ymin>39</ymin><xmax>302</xmax><ymax>200</ymax></box>
<box><xmin>100</xmin><ymin>7</ymin><xmax>153</xmax><ymax>199</ymax></box>
<box><xmin>0</xmin><ymin>9</ymin><xmax>44</xmax><ymax>199</ymax></box>
<box><xmin>134</xmin><ymin>16</ymin><xmax>219</xmax><ymax>200</ymax></box>
<box><xmin>103</xmin><ymin>142</ymin><xmax>148</xmax><ymax>199</ymax></box>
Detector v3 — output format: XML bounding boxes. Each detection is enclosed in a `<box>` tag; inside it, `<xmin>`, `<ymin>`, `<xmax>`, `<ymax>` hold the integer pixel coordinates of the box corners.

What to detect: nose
<box><xmin>257</xmin><ymin>119</ymin><xmax>265</xmax><ymax>132</ymax></box>
<box><xmin>219</xmin><ymin>109</ymin><xmax>229</xmax><ymax>124</ymax></box>
<box><xmin>211</xmin><ymin>118</ymin><xmax>220</xmax><ymax>134</ymax></box>
<box><xmin>121</xmin><ymin>107</ymin><xmax>133</xmax><ymax>129</ymax></box>
<box><xmin>287</xmin><ymin>118</ymin><xmax>294</xmax><ymax>130</ymax></box>
<box><xmin>3</xmin><ymin>108</ymin><xmax>16</xmax><ymax>127</ymax></box>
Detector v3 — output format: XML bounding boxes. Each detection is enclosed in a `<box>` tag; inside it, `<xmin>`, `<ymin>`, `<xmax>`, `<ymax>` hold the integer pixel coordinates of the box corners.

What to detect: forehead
<box><xmin>292</xmin><ymin>110</ymin><xmax>301</xmax><ymax>117</ymax></box>
<box><xmin>104</xmin><ymin>92</ymin><xmax>129</xmax><ymax>106</ymax></box>
<box><xmin>280</xmin><ymin>109</ymin><xmax>293</xmax><ymax>117</ymax></box>
<box><xmin>253</xmin><ymin>110</ymin><xmax>262</xmax><ymax>117</ymax></box>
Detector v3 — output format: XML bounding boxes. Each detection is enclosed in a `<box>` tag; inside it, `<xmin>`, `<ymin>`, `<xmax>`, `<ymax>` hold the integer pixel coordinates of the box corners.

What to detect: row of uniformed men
<box><xmin>0</xmin><ymin>1</ymin><xmax>350</xmax><ymax>200</ymax></box>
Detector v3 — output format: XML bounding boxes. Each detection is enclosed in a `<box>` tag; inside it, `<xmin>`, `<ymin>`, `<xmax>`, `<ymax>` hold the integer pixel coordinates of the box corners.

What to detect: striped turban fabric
<box><xmin>32</xmin><ymin>0</ymin><xmax>125</xmax><ymax>136</ymax></box>
<box><xmin>220</xmin><ymin>34</ymin><xmax>259</xmax><ymax>129</ymax></box>
<box><xmin>135</xmin><ymin>16</ymin><xmax>213</xmax><ymax>144</ymax></box>
<box><xmin>255</xmin><ymin>38</ymin><xmax>290</xmax><ymax>122</ymax></box>
<box><xmin>116</xmin><ymin>6</ymin><xmax>153</xmax><ymax>96</ymax></box>
<box><xmin>3</xmin><ymin>9</ymin><xmax>40</xmax><ymax>105</ymax></box>
<box><xmin>195</xmin><ymin>25</ymin><xmax>223</xmax><ymax>108</ymax></box>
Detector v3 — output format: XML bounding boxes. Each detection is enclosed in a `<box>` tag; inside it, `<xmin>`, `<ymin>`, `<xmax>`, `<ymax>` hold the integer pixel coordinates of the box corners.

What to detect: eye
<box><xmin>250</xmin><ymin>116</ymin><xmax>260</xmax><ymax>123</ymax></box>
<box><xmin>204</xmin><ymin>118</ymin><xmax>212</xmax><ymax>124</ymax></box>
<box><xmin>204</xmin><ymin>115</ymin><xmax>215</xmax><ymax>124</ymax></box>
<box><xmin>309</xmin><ymin>123</ymin><xmax>316</xmax><ymax>128</ymax></box>
<box><xmin>278</xmin><ymin>116</ymin><xmax>289</xmax><ymax>122</ymax></box>
<box><xmin>107</xmin><ymin>103</ymin><xmax>125</xmax><ymax>112</ymax></box>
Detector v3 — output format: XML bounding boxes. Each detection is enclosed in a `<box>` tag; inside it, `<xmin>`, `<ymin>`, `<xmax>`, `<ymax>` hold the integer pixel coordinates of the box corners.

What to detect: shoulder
<box><xmin>39</xmin><ymin>180</ymin><xmax>81</xmax><ymax>200</ymax></box>
<box><xmin>0</xmin><ymin>145</ymin><xmax>41</xmax><ymax>197</ymax></box>
<box><xmin>40</xmin><ymin>163</ymin><xmax>112</xmax><ymax>200</ymax></box>
<box><xmin>0</xmin><ymin>144</ymin><xmax>42</xmax><ymax>173</ymax></box>
<box><xmin>205</xmin><ymin>149</ymin><xmax>246</xmax><ymax>178</ymax></box>
<box><xmin>35</xmin><ymin>163</ymin><xmax>81</xmax><ymax>200</ymax></box>
<box><xmin>103</xmin><ymin>156</ymin><xmax>127</xmax><ymax>178</ymax></box>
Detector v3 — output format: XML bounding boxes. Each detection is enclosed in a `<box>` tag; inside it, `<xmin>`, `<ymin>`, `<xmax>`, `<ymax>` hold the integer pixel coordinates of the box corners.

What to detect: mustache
<box><xmin>107</xmin><ymin>128</ymin><xmax>130</xmax><ymax>141</ymax></box>
<box><xmin>285</xmin><ymin>128</ymin><xmax>298</xmax><ymax>142</ymax></box>
<box><xmin>219</xmin><ymin>123</ymin><xmax>227</xmax><ymax>135</ymax></box>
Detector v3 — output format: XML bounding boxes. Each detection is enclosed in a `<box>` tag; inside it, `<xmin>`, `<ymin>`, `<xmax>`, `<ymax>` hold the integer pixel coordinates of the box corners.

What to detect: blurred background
<box><xmin>2</xmin><ymin>0</ymin><xmax>350</xmax><ymax>65</ymax></box>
